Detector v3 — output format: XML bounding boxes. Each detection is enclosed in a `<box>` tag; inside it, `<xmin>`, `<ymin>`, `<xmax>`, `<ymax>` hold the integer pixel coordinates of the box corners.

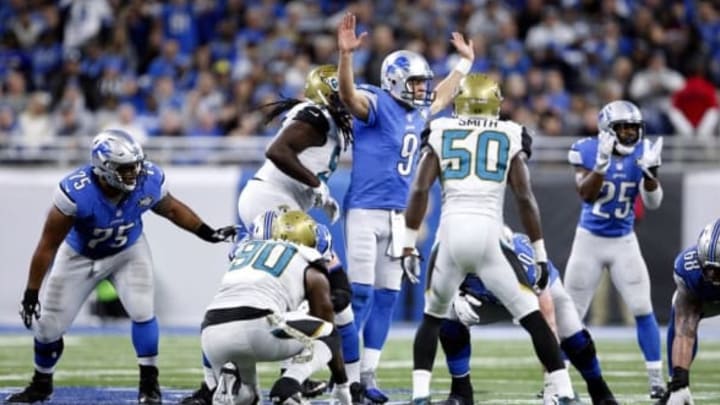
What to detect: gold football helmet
<box><xmin>453</xmin><ymin>74</ymin><xmax>503</xmax><ymax>118</ymax></box>
<box><xmin>304</xmin><ymin>65</ymin><xmax>340</xmax><ymax>106</ymax></box>
<box><xmin>272</xmin><ymin>210</ymin><xmax>317</xmax><ymax>248</ymax></box>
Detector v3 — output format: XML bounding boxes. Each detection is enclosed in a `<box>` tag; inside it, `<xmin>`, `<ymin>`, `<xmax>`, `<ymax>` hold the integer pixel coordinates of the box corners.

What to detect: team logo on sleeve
<box><xmin>138</xmin><ymin>196</ymin><xmax>154</xmax><ymax>207</ymax></box>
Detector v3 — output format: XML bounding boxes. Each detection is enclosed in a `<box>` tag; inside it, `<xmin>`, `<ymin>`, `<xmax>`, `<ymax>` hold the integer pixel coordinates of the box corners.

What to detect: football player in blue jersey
<box><xmin>336</xmin><ymin>12</ymin><xmax>474</xmax><ymax>401</ymax></box>
<box><xmin>564</xmin><ymin>100</ymin><xmax>666</xmax><ymax>399</ymax></box>
<box><xmin>654</xmin><ymin>219</ymin><xmax>720</xmax><ymax>405</ymax></box>
<box><xmin>6</xmin><ymin>129</ymin><xmax>236</xmax><ymax>405</ymax></box>
<box><xmin>439</xmin><ymin>228</ymin><xmax>618</xmax><ymax>405</ymax></box>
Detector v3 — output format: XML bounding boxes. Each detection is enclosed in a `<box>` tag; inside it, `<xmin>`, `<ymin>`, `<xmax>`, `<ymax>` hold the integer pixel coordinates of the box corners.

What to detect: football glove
<box><xmin>637</xmin><ymin>137</ymin><xmax>663</xmax><ymax>180</ymax></box>
<box><xmin>197</xmin><ymin>224</ymin><xmax>237</xmax><ymax>243</ymax></box>
<box><xmin>453</xmin><ymin>293</ymin><xmax>483</xmax><ymax>326</ymax></box>
<box><xmin>594</xmin><ymin>130</ymin><xmax>615</xmax><ymax>174</ymax></box>
<box><xmin>401</xmin><ymin>248</ymin><xmax>421</xmax><ymax>284</ymax></box>
<box><xmin>20</xmin><ymin>288</ymin><xmax>40</xmax><ymax>329</ymax></box>
<box><xmin>330</xmin><ymin>382</ymin><xmax>352</xmax><ymax>405</ymax></box>
<box><xmin>533</xmin><ymin>262</ymin><xmax>550</xmax><ymax>294</ymax></box>
<box><xmin>312</xmin><ymin>182</ymin><xmax>340</xmax><ymax>224</ymax></box>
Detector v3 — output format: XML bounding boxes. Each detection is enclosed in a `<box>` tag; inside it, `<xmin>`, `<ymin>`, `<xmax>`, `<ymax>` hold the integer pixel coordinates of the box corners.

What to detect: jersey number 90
<box><xmin>441</xmin><ymin>130</ymin><xmax>510</xmax><ymax>182</ymax></box>
<box><xmin>229</xmin><ymin>240</ymin><xmax>297</xmax><ymax>277</ymax></box>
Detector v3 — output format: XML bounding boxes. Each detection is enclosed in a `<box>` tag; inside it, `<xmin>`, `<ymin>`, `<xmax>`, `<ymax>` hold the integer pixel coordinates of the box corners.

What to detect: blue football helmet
<box><xmin>91</xmin><ymin>129</ymin><xmax>145</xmax><ymax>192</ymax></box>
<box><xmin>697</xmin><ymin>219</ymin><xmax>720</xmax><ymax>285</ymax></box>
<box><xmin>250</xmin><ymin>210</ymin><xmax>280</xmax><ymax>241</ymax></box>
<box><xmin>597</xmin><ymin>100</ymin><xmax>644</xmax><ymax>155</ymax></box>
<box><xmin>380</xmin><ymin>50</ymin><xmax>434</xmax><ymax>107</ymax></box>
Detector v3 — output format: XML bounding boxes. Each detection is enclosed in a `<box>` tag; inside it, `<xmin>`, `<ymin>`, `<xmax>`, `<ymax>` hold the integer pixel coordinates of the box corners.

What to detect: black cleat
<box><xmin>5</xmin><ymin>371</ymin><xmax>53</xmax><ymax>403</ymax></box>
<box><xmin>138</xmin><ymin>365</ymin><xmax>162</xmax><ymax>404</ymax></box>
<box><xmin>350</xmin><ymin>382</ymin><xmax>365</xmax><ymax>405</ymax></box>
<box><xmin>650</xmin><ymin>385</ymin><xmax>667</xmax><ymax>400</ymax></box>
<box><xmin>179</xmin><ymin>382</ymin><xmax>214</xmax><ymax>405</ymax></box>
<box><xmin>300</xmin><ymin>378</ymin><xmax>327</xmax><ymax>398</ymax></box>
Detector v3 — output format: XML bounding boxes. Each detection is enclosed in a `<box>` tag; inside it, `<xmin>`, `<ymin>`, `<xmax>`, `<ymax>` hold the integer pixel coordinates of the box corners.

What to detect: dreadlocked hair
<box><xmin>259</xmin><ymin>98</ymin><xmax>303</xmax><ymax>124</ymax></box>
<box><xmin>258</xmin><ymin>96</ymin><xmax>353</xmax><ymax>151</ymax></box>
<box><xmin>326</xmin><ymin>93</ymin><xmax>354</xmax><ymax>151</ymax></box>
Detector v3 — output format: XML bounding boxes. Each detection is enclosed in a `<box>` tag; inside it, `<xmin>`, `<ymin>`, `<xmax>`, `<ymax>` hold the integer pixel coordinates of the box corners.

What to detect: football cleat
<box><xmin>214</xmin><ymin>362</ymin><xmax>242</xmax><ymax>405</ymax></box>
<box><xmin>445</xmin><ymin>394</ymin><xmax>472</xmax><ymax>405</ymax></box>
<box><xmin>179</xmin><ymin>382</ymin><xmax>214</xmax><ymax>405</ymax></box>
<box><xmin>360</xmin><ymin>371</ymin><xmax>389</xmax><ymax>404</ymax></box>
<box><xmin>5</xmin><ymin>371</ymin><xmax>53</xmax><ymax>403</ymax></box>
<box><xmin>350</xmin><ymin>382</ymin><xmax>365</xmax><ymax>405</ymax></box>
<box><xmin>410</xmin><ymin>397</ymin><xmax>431</xmax><ymax>405</ymax></box>
<box><xmin>554</xmin><ymin>396</ymin><xmax>583</xmax><ymax>405</ymax></box>
<box><xmin>138</xmin><ymin>365</ymin><xmax>161</xmax><ymax>404</ymax></box>
<box><xmin>650</xmin><ymin>385</ymin><xmax>667</xmax><ymax>400</ymax></box>
<box><xmin>300</xmin><ymin>378</ymin><xmax>327</xmax><ymax>398</ymax></box>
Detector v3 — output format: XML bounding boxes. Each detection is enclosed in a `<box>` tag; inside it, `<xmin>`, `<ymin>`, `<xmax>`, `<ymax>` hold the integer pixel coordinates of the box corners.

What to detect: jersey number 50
<box><xmin>442</xmin><ymin>130</ymin><xmax>510</xmax><ymax>182</ymax></box>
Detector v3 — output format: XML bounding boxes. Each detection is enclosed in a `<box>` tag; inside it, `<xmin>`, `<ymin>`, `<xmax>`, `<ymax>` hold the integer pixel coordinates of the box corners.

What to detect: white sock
<box><xmin>203</xmin><ymin>365</ymin><xmax>217</xmax><ymax>390</ymax></box>
<box><xmin>412</xmin><ymin>369</ymin><xmax>432</xmax><ymax>399</ymax></box>
<box><xmin>346</xmin><ymin>361</ymin><xmax>360</xmax><ymax>384</ymax></box>
<box><xmin>138</xmin><ymin>356</ymin><xmax>157</xmax><ymax>367</ymax></box>
<box><xmin>547</xmin><ymin>368</ymin><xmax>574</xmax><ymax>398</ymax></box>
<box><xmin>361</xmin><ymin>348</ymin><xmax>381</xmax><ymax>372</ymax></box>
<box><xmin>646</xmin><ymin>361</ymin><xmax>662</xmax><ymax>372</ymax></box>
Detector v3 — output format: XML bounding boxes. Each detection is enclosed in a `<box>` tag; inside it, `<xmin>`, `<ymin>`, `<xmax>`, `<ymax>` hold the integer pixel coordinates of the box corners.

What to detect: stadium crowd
<box><xmin>0</xmin><ymin>0</ymin><xmax>718</xmax><ymax>144</ymax></box>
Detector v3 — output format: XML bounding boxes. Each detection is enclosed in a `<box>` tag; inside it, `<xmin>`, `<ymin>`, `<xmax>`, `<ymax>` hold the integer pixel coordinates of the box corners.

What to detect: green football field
<box><xmin>1</xmin><ymin>330</ymin><xmax>720</xmax><ymax>404</ymax></box>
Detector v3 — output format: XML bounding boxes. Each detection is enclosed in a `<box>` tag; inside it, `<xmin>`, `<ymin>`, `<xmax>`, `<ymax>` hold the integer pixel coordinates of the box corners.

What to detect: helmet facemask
<box><xmin>697</xmin><ymin>219</ymin><xmax>720</xmax><ymax>286</ymax></box>
<box><xmin>598</xmin><ymin>100</ymin><xmax>644</xmax><ymax>155</ymax></box>
<box><xmin>381</xmin><ymin>50</ymin><xmax>435</xmax><ymax>108</ymax></box>
<box><xmin>91</xmin><ymin>130</ymin><xmax>145</xmax><ymax>192</ymax></box>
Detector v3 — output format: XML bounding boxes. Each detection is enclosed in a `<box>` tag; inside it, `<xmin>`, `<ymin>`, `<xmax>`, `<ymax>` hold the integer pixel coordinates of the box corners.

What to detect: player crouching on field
<box><xmin>199</xmin><ymin>210</ymin><xmax>352</xmax><ymax>405</ymax></box>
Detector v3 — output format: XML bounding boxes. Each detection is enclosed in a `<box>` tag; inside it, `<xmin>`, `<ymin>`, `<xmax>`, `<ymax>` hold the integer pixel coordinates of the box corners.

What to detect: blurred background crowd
<box><xmin>1</xmin><ymin>0</ymin><xmax>719</xmax><ymax>147</ymax></box>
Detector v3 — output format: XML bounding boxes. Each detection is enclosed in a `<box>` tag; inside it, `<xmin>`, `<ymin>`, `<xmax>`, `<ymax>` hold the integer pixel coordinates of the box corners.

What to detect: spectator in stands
<box><xmin>0</xmin><ymin>103</ymin><xmax>18</xmax><ymax>138</ymax></box>
<box><xmin>668</xmin><ymin>57</ymin><xmax>719</xmax><ymax>139</ymax></box>
<box><xmin>55</xmin><ymin>101</ymin><xmax>93</xmax><ymax>138</ymax></box>
<box><xmin>18</xmin><ymin>92</ymin><xmax>52</xmax><ymax>147</ymax></box>
<box><xmin>629</xmin><ymin>50</ymin><xmax>685</xmax><ymax>134</ymax></box>
<box><xmin>103</xmin><ymin>102</ymin><xmax>148</xmax><ymax>143</ymax></box>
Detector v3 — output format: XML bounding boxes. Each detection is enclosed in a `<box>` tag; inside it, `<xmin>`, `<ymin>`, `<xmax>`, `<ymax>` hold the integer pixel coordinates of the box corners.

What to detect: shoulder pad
<box><xmin>293</xmin><ymin>104</ymin><xmax>330</xmax><ymax>134</ymax></box>
<box><xmin>295</xmin><ymin>243</ymin><xmax>323</xmax><ymax>263</ymax></box>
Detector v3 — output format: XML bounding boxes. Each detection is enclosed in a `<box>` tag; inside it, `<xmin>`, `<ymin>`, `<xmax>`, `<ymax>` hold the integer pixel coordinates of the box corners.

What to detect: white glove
<box><xmin>401</xmin><ymin>248</ymin><xmax>421</xmax><ymax>284</ymax></box>
<box><xmin>667</xmin><ymin>387</ymin><xmax>694</xmax><ymax>405</ymax></box>
<box><xmin>453</xmin><ymin>294</ymin><xmax>483</xmax><ymax>326</ymax></box>
<box><xmin>637</xmin><ymin>136</ymin><xmax>663</xmax><ymax>180</ymax></box>
<box><xmin>312</xmin><ymin>182</ymin><xmax>340</xmax><ymax>224</ymax></box>
<box><xmin>594</xmin><ymin>130</ymin><xmax>615</xmax><ymax>174</ymax></box>
<box><xmin>331</xmin><ymin>382</ymin><xmax>352</xmax><ymax>405</ymax></box>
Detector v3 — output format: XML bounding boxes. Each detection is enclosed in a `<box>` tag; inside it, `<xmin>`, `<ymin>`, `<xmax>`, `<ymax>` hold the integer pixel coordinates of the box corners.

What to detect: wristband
<box><xmin>404</xmin><ymin>227</ymin><xmax>419</xmax><ymax>248</ymax></box>
<box><xmin>195</xmin><ymin>223</ymin><xmax>216</xmax><ymax>242</ymax></box>
<box><xmin>454</xmin><ymin>58</ymin><xmax>472</xmax><ymax>76</ymax></box>
<box><xmin>532</xmin><ymin>239</ymin><xmax>548</xmax><ymax>263</ymax></box>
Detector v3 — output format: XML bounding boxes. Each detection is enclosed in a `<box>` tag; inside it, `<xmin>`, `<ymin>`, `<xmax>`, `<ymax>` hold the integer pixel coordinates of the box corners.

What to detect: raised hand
<box><xmin>449</xmin><ymin>32</ymin><xmax>474</xmax><ymax>62</ymax></box>
<box><xmin>637</xmin><ymin>137</ymin><xmax>663</xmax><ymax>180</ymax></box>
<box><xmin>312</xmin><ymin>182</ymin><xmax>340</xmax><ymax>224</ymax></box>
<box><xmin>337</xmin><ymin>12</ymin><xmax>367</xmax><ymax>53</ymax></box>
<box><xmin>594</xmin><ymin>130</ymin><xmax>616</xmax><ymax>174</ymax></box>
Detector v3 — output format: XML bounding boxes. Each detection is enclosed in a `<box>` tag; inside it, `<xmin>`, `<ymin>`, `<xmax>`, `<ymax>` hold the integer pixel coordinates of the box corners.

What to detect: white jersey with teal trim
<box><xmin>208</xmin><ymin>239</ymin><xmax>323</xmax><ymax>313</ymax></box>
<box><xmin>254</xmin><ymin>101</ymin><xmax>342</xmax><ymax>210</ymax></box>
<box><xmin>426</xmin><ymin>116</ymin><xmax>526</xmax><ymax>219</ymax></box>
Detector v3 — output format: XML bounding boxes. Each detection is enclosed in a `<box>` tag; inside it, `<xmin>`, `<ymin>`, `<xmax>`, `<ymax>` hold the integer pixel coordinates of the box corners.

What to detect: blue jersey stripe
<box><xmin>709</xmin><ymin>220</ymin><xmax>720</xmax><ymax>263</ymax></box>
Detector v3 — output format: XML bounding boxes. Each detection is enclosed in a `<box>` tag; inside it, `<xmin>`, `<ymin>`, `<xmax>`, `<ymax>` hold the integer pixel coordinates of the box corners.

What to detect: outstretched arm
<box><xmin>430</xmin><ymin>33</ymin><xmax>474</xmax><ymax>115</ymax></box>
<box><xmin>337</xmin><ymin>12</ymin><xmax>370</xmax><ymax>121</ymax></box>
<box><xmin>404</xmin><ymin>147</ymin><xmax>440</xmax><ymax>240</ymax></box>
<box><xmin>152</xmin><ymin>193</ymin><xmax>234</xmax><ymax>243</ymax></box>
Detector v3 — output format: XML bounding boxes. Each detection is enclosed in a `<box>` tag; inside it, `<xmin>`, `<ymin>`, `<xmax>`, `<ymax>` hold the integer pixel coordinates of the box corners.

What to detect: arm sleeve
<box><xmin>52</xmin><ymin>183</ymin><xmax>77</xmax><ymax>216</ymax></box>
<box><xmin>521</xmin><ymin>126</ymin><xmax>533</xmax><ymax>159</ymax></box>
<box><xmin>293</xmin><ymin>105</ymin><xmax>331</xmax><ymax>134</ymax></box>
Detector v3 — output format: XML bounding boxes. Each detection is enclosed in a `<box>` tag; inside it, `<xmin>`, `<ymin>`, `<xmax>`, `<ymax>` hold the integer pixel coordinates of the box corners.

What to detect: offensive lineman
<box><xmin>6</xmin><ymin>130</ymin><xmax>236</xmax><ymax>404</ymax></box>
<box><xmin>200</xmin><ymin>210</ymin><xmax>351</xmax><ymax>405</ymax></box>
<box><xmin>564</xmin><ymin>100</ymin><xmax>665</xmax><ymax>399</ymax></box>
<box><xmin>401</xmin><ymin>74</ymin><xmax>579</xmax><ymax>404</ymax></box>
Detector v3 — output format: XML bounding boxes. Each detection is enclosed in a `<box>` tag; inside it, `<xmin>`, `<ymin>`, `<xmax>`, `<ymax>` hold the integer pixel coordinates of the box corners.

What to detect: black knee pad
<box><xmin>318</xmin><ymin>328</ymin><xmax>341</xmax><ymax>353</ymax></box>
<box><xmin>561</xmin><ymin>329</ymin><xmax>596</xmax><ymax>367</ymax></box>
